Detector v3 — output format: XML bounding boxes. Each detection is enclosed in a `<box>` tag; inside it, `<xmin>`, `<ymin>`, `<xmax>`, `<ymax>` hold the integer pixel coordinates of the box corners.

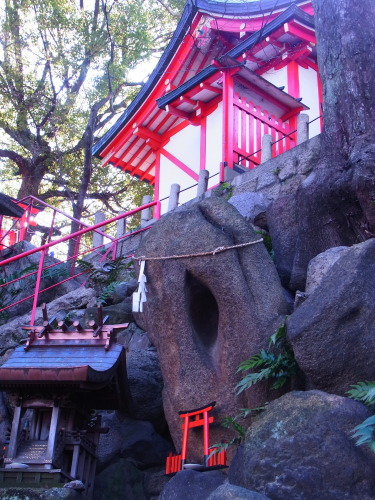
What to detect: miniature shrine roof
<box><xmin>0</xmin><ymin>343</ymin><xmax>124</xmax><ymax>384</ymax></box>
<box><xmin>92</xmin><ymin>0</ymin><xmax>315</xmax><ymax>184</ymax></box>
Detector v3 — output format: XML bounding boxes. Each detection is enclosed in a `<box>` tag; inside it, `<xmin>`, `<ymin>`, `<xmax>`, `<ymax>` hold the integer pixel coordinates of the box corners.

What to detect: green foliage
<box><xmin>97</xmin><ymin>281</ymin><xmax>121</xmax><ymax>305</ymax></box>
<box><xmin>255</xmin><ymin>230</ymin><xmax>274</xmax><ymax>261</ymax></box>
<box><xmin>219</xmin><ymin>182</ymin><xmax>234</xmax><ymax>200</ymax></box>
<box><xmin>78</xmin><ymin>256</ymin><xmax>133</xmax><ymax>287</ymax></box>
<box><xmin>0</xmin><ymin>0</ymin><xmax>180</xmax><ymax>217</ymax></box>
<box><xmin>351</xmin><ymin>416</ymin><xmax>375</xmax><ymax>453</ymax></box>
<box><xmin>209</xmin><ymin>406</ymin><xmax>265</xmax><ymax>458</ymax></box>
<box><xmin>236</xmin><ymin>321</ymin><xmax>297</xmax><ymax>394</ymax></box>
<box><xmin>347</xmin><ymin>381</ymin><xmax>375</xmax><ymax>406</ymax></box>
<box><xmin>348</xmin><ymin>381</ymin><xmax>375</xmax><ymax>453</ymax></box>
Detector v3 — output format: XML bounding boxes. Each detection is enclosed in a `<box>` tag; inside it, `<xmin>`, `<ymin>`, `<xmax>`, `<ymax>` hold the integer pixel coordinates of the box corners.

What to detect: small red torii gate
<box><xmin>166</xmin><ymin>402</ymin><xmax>227</xmax><ymax>474</ymax></box>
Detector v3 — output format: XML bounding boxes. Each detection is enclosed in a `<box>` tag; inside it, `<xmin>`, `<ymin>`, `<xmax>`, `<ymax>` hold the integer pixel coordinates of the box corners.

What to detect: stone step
<box><xmin>16</xmin><ymin>440</ymin><xmax>48</xmax><ymax>462</ymax></box>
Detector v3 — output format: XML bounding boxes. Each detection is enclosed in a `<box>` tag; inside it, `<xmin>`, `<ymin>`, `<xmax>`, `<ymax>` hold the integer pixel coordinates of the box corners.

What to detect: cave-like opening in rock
<box><xmin>186</xmin><ymin>271</ymin><xmax>219</xmax><ymax>349</ymax></box>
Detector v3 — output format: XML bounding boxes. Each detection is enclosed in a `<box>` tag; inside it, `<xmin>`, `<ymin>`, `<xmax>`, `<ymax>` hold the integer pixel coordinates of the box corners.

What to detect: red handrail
<box><xmin>0</xmin><ymin>202</ymin><xmax>156</xmax><ymax>268</ymax></box>
<box><xmin>0</xmin><ymin>201</ymin><xmax>158</xmax><ymax>325</ymax></box>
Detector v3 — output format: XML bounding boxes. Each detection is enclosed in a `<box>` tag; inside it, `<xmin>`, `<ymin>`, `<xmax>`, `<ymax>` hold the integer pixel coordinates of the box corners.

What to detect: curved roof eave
<box><xmin>157</xmin><ymin>4</ymin><xmax>314</xmax><ymax>109</ymax></box>
<box><xmin>92</xmin><ymin>0</ymin><xmax>312</xmax><ymax>157</ymax></box>
<box><xmin>196</xmin><ymin>0</ymin><xmax>308</xmax><ymax>16</ymax></box>
<box><xmin>93</xmin><ymin>0</ymin><xmax>197</xmax><ymax>157</ymax></box>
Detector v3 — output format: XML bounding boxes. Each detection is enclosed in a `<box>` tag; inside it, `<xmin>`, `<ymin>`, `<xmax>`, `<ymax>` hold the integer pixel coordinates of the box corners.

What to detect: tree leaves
<box><xmin>0</xmin><ymin>0</ymin><xmax>180</xmax><ymax>217</ymax></box>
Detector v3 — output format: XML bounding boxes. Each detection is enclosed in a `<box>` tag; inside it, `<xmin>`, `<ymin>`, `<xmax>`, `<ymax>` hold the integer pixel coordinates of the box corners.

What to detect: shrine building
<box><xmin>93</xmin><ymin>0</ymin><xmax>321</xmax><ymax>216</ymax></box>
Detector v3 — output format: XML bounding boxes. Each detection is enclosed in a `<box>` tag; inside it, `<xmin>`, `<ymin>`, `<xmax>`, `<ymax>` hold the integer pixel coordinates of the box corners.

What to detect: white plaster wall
<box><xmin>260</xmin><ymin>64</ymin><xmax>321</xmax><ymax>138</ymax></box>
<box><xmin>298</xmin><ymin>65</ymin><xmax>321</xmax><ymax>138</ymax></box>
<box><xmin>205</xmin><ymin>102</ymin><xmax>223</xmax><ymax>188</ymax></box>
<box><xmin>159</xmin><ymin>154</ymin><xmax>198</xmax><ymax>214</ymax></box>
<box><xmin>164</xmin><ymin>124</ymin><xmax>200</xmax><ymax>174</ymax></box>
<box><xmin>262</xmin><ymin>66</ymin><xmax>288</xmax><ymax>90</ymax></box>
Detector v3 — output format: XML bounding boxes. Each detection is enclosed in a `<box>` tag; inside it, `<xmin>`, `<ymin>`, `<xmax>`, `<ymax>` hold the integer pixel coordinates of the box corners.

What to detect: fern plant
<box><xmin>208</xmin><ymin>407</ymin><xmax>265</xmax><ymax>458</ymax></box>
<box><xmin>97</xmin><ymin>281</ymin><xmax>121</xmax><ymax>304</ymax></box>
<box><xmin>236</xmin><ymin>321</ymin><xmax>297</xmax><ymax>394</ymax></box>
<box><xmin>347</xmin><ymin>381</ymin><xmax>375</xmax><ymax>453</ymax></box>
<box><xmin>78</xmin><ymin>257</ymin><xmax>133</xmax><ymax>286</ymax></box>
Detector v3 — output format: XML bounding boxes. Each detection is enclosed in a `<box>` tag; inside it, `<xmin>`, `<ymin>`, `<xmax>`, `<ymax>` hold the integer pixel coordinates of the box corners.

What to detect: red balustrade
<box><xmin>233</xmin><ymin>92</ymin><xmax>296</xmax><ymax>169</ymax></box>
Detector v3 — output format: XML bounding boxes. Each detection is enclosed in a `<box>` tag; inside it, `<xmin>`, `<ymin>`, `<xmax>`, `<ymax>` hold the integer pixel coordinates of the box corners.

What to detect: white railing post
<box><xmin>116</xmin><ymin>211</ymin><xmax>127</xmax><ymax>239</ymax></box>
<box><xmin>261</xmin><ymin>134</ymin><xmax>273</xmax><ymax>163</ymax></box>
<box><xmin>116</xmin><ymin>211</ymin><xmax>127</xmax><ymax>257</ymax></box>
<box><xmin>297</xmin><ymin>113</ymin><xmax>309</xmax><ymax>144</ymax></box>
<box><xmin>93</xmin><ymin>211</ymin><xmax>105</xmax><ymax>248</ymax></box>
<box><xmin>167</xmin><ymin>184</ymin><xmax>180</xmax><ymax>212</ymax></box>
<box><xmin>197</xmin><ymin>169</ymin><xmax>209</xmax><ymax>197</ymax></box>
<box><xmin>141</xmin><ymin>195</ymin><xmax>153</xmax><ymax>227</ymax></box>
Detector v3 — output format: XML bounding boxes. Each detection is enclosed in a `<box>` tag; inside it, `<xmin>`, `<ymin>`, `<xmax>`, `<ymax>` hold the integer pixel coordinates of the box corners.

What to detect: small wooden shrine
<box><xmin>0</xmin><ymin>304</ymin><xmax>131</xmax><ymax>498</ymax></box>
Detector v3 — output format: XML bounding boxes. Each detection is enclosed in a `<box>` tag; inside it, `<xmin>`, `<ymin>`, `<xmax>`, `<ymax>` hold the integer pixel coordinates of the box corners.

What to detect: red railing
<box><xmin>233</xmin><ymin>92</ymin><xmax>296</xmax><ymax>169</ymax></box>
<box><xmin>0</xmin><ymin>196</ymin><xmax>117</xmax><ymax>253</ymax></box>
<box><xmin>0</xmin><ymin>200</ymin><xmax>158</xmax><ymax>325</ymax></box>
<box><xmin>166</xmin><ymin>452</ymin><xmax>182</xmax><ymax>474</ymax></box>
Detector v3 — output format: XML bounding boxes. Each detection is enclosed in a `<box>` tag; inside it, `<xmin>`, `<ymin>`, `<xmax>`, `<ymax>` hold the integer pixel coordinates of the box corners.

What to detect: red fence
<box><xmin>0</xmin><ymin>200</ymin><xmax>158</xmax><ymax>325</ymax></box>
<box><xmin>233</xmin><ymin>92</ymin><xmax>296</xmax><ymax>169</ymax></box>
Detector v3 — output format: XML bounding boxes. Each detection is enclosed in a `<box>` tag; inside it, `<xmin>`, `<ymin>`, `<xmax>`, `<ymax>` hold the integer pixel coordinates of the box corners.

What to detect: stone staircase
<box><xmin>15</xmin><ymin>440</ymin><xmax>48</xmax><ymax>464</ymax></box>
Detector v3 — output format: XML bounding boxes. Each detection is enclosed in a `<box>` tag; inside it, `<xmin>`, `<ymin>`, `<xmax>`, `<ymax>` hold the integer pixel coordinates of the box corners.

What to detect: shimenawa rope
<box><xmin>136</xmin><ymin>238</ymin><xmax>264</xmax><ymax>262</ymax></box>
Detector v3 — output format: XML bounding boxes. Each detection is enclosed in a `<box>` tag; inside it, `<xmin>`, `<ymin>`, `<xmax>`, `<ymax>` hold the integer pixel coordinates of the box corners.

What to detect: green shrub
<box><xmin>348</xmin><ymin>381</ymin><xmax>375</xmax><ymax>453</ymax></box>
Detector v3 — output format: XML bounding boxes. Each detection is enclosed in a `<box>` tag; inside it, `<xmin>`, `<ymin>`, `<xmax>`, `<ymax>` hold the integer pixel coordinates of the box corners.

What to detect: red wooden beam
<box><xmin>265</xmin><ymin>35</ymin><xmax>284</xmax><ymax>49</ymax></box>
<box><xmin>163</xmin><ymin>119</ymin><xmax>190</xmax><ymax>140</ymax></box>
<box><xmin>166</xmin><ymin>104</ymin><xmax>192</xmax><ymax>121</ymax></box>
<box><xmin>133</xmin><ymin>126</ymin><xmax>162</xmax><ymax>143</ymax></box>
<box><xmin>222</xmin><ymin>69</ymin><xmax>234</xmax><ymax>169</ymax></box>
<box><xmin>179</xmin><ymin>95</ymin><xmax>196</xmax><ymax>106</ymax></box>
<box><xmin>131</xmin><ymin>148</ymin><xmax>154</xmax><ymax>176</ymax></box>
<box><xmin>286</xmin><ymin>20</ymin><xmax>316</xmax><ymax>44</ymax></box>
<box><xmin>200</xmin><ymin>117</ymin><xmax>206</xmax><ymax>171</ymax></box>
<box><xmin>234</xmin><ymin>75</ymin><xmax>289</xmax><ymax>112</ymax></box>
<box><xmin>280</xmin><ymin>106</ymin><xmax>304</xmax><ymax>122</ymax></box>
<box><xmin>287</xmin><ymin>60</ymin><xmax>300</xmax><ymax>98</ymax></box>
<box><xmin>139</xmin><ymin>159</ymin><xmax>156</xmax><ymax>181</ymax></box>
<box><xmin>194</xmin><ymin>96</ymin><xmax>221</xmax><ymax>119</ymax></box>
<box><xmin>161</xmin><ymin>148</ymin><xmax>199</xmax><ymax>181</ymax></box>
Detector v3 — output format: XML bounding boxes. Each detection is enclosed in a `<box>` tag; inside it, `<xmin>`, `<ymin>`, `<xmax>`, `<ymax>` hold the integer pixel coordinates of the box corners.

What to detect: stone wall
<box><xmin>231</xmin><ymin>134</ymin><xmax>321</xmax><ymax>201</ymax></box>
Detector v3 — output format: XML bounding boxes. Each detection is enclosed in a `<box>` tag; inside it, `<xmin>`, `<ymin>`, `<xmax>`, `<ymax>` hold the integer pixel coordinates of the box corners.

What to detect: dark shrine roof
<box><xmin>0</xmin><ymin>341</ymin><xmax>130</xmax><ymax>409</ymax></box>
<box><xmin>0</xmin><ymin>193</ymin><xmax>24</xmax><ymax>218</ymax></box>
<box><xmin>92</xmin><ymin>0</ymin><xmax>314</xmax><ymax>159</ymax></box>
<box><xmin>0</xmin><ymin>343</ymin><xmax>123</xmax><ymax>383</ymax></box>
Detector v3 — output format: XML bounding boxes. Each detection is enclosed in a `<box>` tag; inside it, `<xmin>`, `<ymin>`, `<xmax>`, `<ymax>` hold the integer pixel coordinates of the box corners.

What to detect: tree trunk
<box><xmin>269</xmin><ymin>0</ymin><xmax>375</xmax><ymax>290</ymax></box>
<box><xmin>17</xmin><ymin>161</ymin><xmax>47</xmax><ymax>200</ymax></box>
<box><xmin>68</xmin><ymin>108</ymin><xmax>97</xmax><ymax>258</ymax></box>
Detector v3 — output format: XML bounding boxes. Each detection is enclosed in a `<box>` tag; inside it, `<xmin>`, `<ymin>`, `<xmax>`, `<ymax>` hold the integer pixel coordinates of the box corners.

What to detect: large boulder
<box><xmin>159</xmin><ymin>469</ymin><xmax>226</xmax><ymax>500</ymax></box>
<box><xmin>96</xmin><ymin>412</ymin><xmax>173</xmax><ymax>470</ymax></box>
<box><xmin>229</xmin><ymin>391</ymin><xmax>375</xmax><ymax>500</ymax></box>
<box><xmin>229</xmin><ymin>192</ymin><xmax>271</xmax><ymax>222</ymax></box>
<box><xmin>134</xmin><ymin>197</ymin><xmax>288</xmax><ymax>459</ymax></box>
<box><xmin>126</xmin><ymin>349</ymin><xmax>164</xmax><ymax>421</ymax></box>
<box><xmin>287</xmin><ymin>239</ymin><xmax>375</xmax><ymax>394</ymax></box>
<box><xmin>305</xmin><ymin>245</ymin><xmax>349</xmax><ymax>294</ymax></box>
<box><xmin>83</xmin><ymin>296</ymin><xmax>134</xmax><ymax>326</ymax></box>
<box><xmin>0</xmin><ymin>487</ymin><xmax>82</xmax><ymax>500</ymax></box>
<box><xmin>266</xmin><ymin>194</ymin><xmax>299</xmax><ymax>289</ymax></box>
<box><xmin>208</xmin><ymin>483</ymin><xmax>271</xmax><ymax>500</ymax></box>
<box><xmin>93</xmin><ymin>459</ymin><xmax>146</xmax><ymax>500</ymax></box>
